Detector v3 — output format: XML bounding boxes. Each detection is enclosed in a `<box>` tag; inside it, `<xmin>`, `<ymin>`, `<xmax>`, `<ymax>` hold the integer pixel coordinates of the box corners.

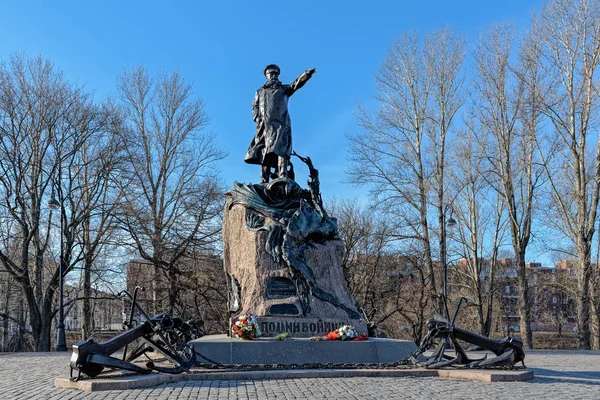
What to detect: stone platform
<box><xmin>55</xmin><ymin>367</ymin><xmax>534</xmax><ymax>392</ymax></box>
<box><xmin>8</xmin><ymin>351</ymin><xmax>596</xmax><ymax>398</ymax></box>
<box><xmin>190</xmin><ymin>334</ymin><xmax>417</xmax><ymax>365</ymax></box>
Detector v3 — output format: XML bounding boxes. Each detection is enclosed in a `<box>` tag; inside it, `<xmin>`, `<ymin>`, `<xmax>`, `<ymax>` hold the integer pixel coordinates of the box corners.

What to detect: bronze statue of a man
<box><xmin>244</xmin><ymin>64</ymin><xmax>316</xmax><ymax>183</ymax></box>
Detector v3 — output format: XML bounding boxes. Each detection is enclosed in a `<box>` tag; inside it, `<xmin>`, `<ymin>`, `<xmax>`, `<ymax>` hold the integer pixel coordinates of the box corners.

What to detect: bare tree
<box><xmin>469</xmin><ymin>23</ymin><xmax>545</xmax><ymax>348</ymax></box>
<box><xmin>115</xmin><ymin>67</ymin><xmax>226</xmax><ymax>315</ymax></box>
<box><xmin>183</xmin><ymin>251</ymin><xmax>228</xmax><ymax>333</ymax></box>
<box><xmin>385</xmin><ymin>248</ymin><xmax>433</xmax><ymax>343</ymax></box>
<box><xmin>529</xmin><ymin>0</ymin><xmax>600</xmax><ymax>350</ymax></box>
<box><xmin>330</xmin><ymin>199</ymin><xmax>387</xmax><ymax>293</ymax></box>
<box><xmin>332</xmin><ymin>199</ymin><xmax>394</xmax><ymax>310</ymax></box>
<box><xmin>539</xmin><ymin>264</ymin><xmax>577</xmax><ymax>342</ymax></box>
<box><xmin>347</xmin><ymin>27</ymin><xmax>466</xmax><ymax>315</ymax></box>
<box><xmin>0</xmin><ymin>216</ymin><xmax>22</xmax><ymax>350</ymax></box>
<box><xmin>51</xmin><ymin>101</ymin><xmax>123</xmax><ymax>339</ymax></box>
<box><xmin>331</xmin><ymin>198</ymin><xmax>432</xmax><ymax>342</ymax></box>
<box><xmin>426</xmin><ymin>27</ymin><xmax>467</xmax><ymax>315</ymax></box>
<box><xmin>0</xmin><ymin>54</ymin><xmax>106</xmax><ymax>350</ymax></box>
<box><xmin>449</xmin><ymin>126</ymin><xmax>509</xmax><ymax>336</ymax></box>
<box><xmin>0</xmin><ymin>271</ymin><xmax>18</xmax><ymax>350</ymax></box>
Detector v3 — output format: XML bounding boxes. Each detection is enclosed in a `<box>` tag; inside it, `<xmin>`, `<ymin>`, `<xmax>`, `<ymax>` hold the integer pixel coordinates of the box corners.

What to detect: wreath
<box><xmin>232</xmin><ymin>312</ymin><xmax>262</xmax><ymax>340</ymax></box>
<box><xmin>326</xmin><ymin>325</ymin><xmax>368</xmax><ymax>341</ymax></box>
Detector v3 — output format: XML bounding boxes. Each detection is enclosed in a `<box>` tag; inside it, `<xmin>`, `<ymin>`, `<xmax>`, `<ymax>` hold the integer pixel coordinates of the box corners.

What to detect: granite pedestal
<box><xmin>190</xmin><ymin>334</ymin><xmax>418</xmax><ymax>365</ymax></box>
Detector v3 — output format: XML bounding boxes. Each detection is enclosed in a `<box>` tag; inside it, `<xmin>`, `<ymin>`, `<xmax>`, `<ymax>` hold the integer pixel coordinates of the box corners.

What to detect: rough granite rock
<box><xmin>223</xmin><ymin>185</ymin><xmax>366</xmax><ymax>337</ymax></box>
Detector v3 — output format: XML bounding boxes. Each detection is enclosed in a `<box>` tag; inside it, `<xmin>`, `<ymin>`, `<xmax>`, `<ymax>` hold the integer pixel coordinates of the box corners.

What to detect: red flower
<box><xmin>353</xmin><ymin>334</ymin><xmax>368</xmax><ymax>341</ymax></box>
<box><xmin>327</xmin><ymin>331</ymin><xmax>341</xmax><ymax>340</ymax></box>
<box><xmin>249</xmin><ymin>335</ymin><xmax>254</xmax><ymax>339</ymax></box>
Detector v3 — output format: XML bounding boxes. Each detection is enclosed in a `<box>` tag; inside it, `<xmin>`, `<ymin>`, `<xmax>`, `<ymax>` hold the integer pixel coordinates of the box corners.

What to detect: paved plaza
<box><xmin>0</xmin><ymin>350</ymin><xmax>599</xmax><ymax>399</ymax></box>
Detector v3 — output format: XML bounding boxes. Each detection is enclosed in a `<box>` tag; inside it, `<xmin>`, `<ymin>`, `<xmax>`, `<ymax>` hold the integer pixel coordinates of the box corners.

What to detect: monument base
<box><xmin>190</xmin><ymin>334</ymin><xmax>417</xmax><ymax>365</ymax></box>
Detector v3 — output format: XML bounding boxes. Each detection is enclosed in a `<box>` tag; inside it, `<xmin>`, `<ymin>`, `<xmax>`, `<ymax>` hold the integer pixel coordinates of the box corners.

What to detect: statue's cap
<box><xmin>264</xmin><ymin>64</ymin><xmax>280</xmax><ymax>76</ymax></box>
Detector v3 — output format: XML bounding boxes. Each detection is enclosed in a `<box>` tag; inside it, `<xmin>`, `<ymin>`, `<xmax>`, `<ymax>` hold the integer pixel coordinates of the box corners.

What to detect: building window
<box><xmin>505</xmin><ymin>285</ymin><xmax>511</xmax><ymax>294</ymax></box>
<box><xmin>552</xmin><ymin>296</ymin><xmax>557</xmax><ymax>304</ymax></box>
<box><xmin>505</xmin><ymin>305</ymin><xmax>512</xmax><ymax>313</ymax></box>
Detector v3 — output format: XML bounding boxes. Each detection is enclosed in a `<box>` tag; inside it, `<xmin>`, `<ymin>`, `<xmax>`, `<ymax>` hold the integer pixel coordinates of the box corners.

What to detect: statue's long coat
<box><xmin>245</xmin><ymin>71</ymin><xmax>312</xmax><ymax>168</ymax></box>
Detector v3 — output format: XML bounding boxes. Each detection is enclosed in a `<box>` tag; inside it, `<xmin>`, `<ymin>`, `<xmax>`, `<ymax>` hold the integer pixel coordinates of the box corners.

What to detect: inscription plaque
<box><xmin>255</xmin><ymin>317</ymin><xmax>368</xmax><ymax>337</ymax></box>
<box><xmin>266</xmin><ymin>277</ymin><xmax>296</xmax><ymax>298</ymax></box>
<box><xmin>269</xmin><ymin>304</ymin><xmax>300</xmax><ymax>315</ymax></box>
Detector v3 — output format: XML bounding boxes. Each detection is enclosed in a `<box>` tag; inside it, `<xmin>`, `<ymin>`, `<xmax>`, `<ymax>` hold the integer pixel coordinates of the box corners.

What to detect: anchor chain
<box><xmin>192</xmin><ymin>344</ymin><xmax>425</xmax><ymax>372</ymax></box>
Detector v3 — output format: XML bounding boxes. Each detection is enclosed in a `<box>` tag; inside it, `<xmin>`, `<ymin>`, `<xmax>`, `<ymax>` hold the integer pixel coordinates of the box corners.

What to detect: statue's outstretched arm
<box><xmin>287</xmin><ymin>68</ymin><xmax>316</xmax><ymax>96</ymax></box>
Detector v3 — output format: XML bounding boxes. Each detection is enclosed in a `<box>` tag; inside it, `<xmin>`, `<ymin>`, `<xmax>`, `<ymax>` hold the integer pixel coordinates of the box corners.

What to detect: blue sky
<box><xmin>2</xmin><ymin>1</ymin><xmax>555</xmax><ymax>264</ymax></box>
<box><xmin>0</xmin><ymin>0</ymin><xmax>542</xmax><ymax>199</ymax></box>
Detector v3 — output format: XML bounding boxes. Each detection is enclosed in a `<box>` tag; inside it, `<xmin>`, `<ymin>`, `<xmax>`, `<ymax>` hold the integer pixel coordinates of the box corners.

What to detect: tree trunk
<box><xmin>438</xmin><ymin>207</ymin><xmax>447</xmax><ymax>317</ymax></box>
<box><xmin>16</xmin><ymin>300</ymin><xmax>25</xmax><ymax>352</ymax></box>
<box><xmin>591</xmin><ymin>276</ymin><xmax>600</xmax><ymax>349</ymax></box>
<box><xmin>2</xmin><ymin>306</ymin><xmax>9</xmax><ymax>351</ymax></box>
<box><xmin>1</xmin><ymin>278</ymin><xmax>12</xmax><ymax>351</ymax></box>
<box><xmin>484</xmin><ymin>257</ymin><xmax>496</xmax><ymax>337</ymax></box>
<box><xmin>35</xmin><ymin>318</ymin><xmax>52</xmax><ymax>352</ymax></box>
<box><xmin>82</xmin><ymin>259</ymin><xmax>92</xmax><ymax>340</ymax></box>
<box><xmin>1</xmin><ymin>317</ymin><xmax>7</xmax><ymax>351</ymax></box>
<box><xmin>35</xmin><ymin>290</ymin><xmax>58</xmax><ymax>352</ymax></box>
<box><xmin>476</xmin><ymin>290</ymin><xmax>485</xmax><ymax>336</ymax></box>
<box><xmin>484</xmin><ymin>301</ymin><xmax>493</xmax><ymax>337</ymax></box>
<box><xmin>515</xmin><ymin>252</ymin><xmax>533</xmax><ymax>349</ymax></box>
<box><xmin>575</xmin><ymin>237</ymin><xmax>592</xmax><ymax>349</ymax></box>
<box><xmin>23</xmin><ymin>282</ymin><xmax>46</xmax><ymax>351</ymax></box>
<box><xmin>421</xmin><ymin>199</ymin><xmax>439</xmax><ymax>315</ymax></box>
<box><xmin>34</xmin><ymin>236</ymin><xmax>43</xmax><ymax>314</ymax></box>
<box><xmin>152</xmin><ymin>264</ymin><xmax>159</xmax><ymax>315</ymax></box>
<box><xmin>593</xmin><ymin>300</ymin><xmax>600</xmax><ymax>350</ymax></box>
<box><xmin>168</xmin><ymin>264</ymin><xmax>177</xmax><ymax>314</ymax></box>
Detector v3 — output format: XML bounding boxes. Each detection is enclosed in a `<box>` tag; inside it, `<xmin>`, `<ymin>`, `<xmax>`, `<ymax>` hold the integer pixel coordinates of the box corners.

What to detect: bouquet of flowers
<box><xmin>326</xmin><ymin>325</ymin><xmax>368</xmax><ymax>341</ymax></box>
<box><xmin>231</xmin><ymin>312</ymin><xmax>261</xmax><ymax>340</ymax></box>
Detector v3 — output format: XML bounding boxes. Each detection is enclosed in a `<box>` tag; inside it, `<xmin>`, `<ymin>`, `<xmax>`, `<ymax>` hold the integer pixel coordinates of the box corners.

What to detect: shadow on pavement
<box><xmin>530</xmin><ymin>368</ymin><xmax>600</xmax><ymax>386</ymax></box>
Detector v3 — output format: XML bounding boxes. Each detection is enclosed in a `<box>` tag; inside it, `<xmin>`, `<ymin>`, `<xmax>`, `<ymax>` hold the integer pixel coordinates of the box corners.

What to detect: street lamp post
<box><xmin>48</xmin><ymin>189</ymin><xmax>67</xmax><ymax>352</ymax></box>
<box><xmin>442</xmin><ymin>205</ymin><xmax>456</xmax><ymax>319</ymax></box>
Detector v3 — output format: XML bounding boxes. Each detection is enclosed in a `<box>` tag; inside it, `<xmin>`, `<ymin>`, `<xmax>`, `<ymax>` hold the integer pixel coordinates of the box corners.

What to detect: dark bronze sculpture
<box><xmin>418</xmin><ymin>298</ymin><xmax>525</xmax><ymax>369</ymax></box>
<box><xmin>227</xmin><ymin>153</ymin><xmax>361</xmax><ymax>319</ymax></box>
<box><xmin>233</xmin><ymin>67</ymin><xmax>363</xmax><ymax>320</ymax></box>
<box><xmin>69</xmin><ymin>287</ymin><xmax>201</xmax><ymax>381</ymax></box>
<box><xmin>245</xmin><ymin>64</ymin><xmax>316</xmax><ymax>183</ymax></box>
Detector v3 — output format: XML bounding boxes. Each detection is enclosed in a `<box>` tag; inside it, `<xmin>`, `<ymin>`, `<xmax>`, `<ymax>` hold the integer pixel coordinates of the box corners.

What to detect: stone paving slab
<box><xmin>436</xmin><ymin>368</ymin><xmax>534</xmax><ymax>382</ymax></box>
<box><xmin>55</xmin><ymin>373</ymin><xmax>180</xmax><ymax>392</ymax></box>
<box><xmin>1</xmin><ymin>350</ymin><xmax>599</xmax><ymax>399</ymax></box>
<box><xmin>55</xmin><ymin>367</ymin><xmax>532</xmax><ymax>391</ymax></box>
